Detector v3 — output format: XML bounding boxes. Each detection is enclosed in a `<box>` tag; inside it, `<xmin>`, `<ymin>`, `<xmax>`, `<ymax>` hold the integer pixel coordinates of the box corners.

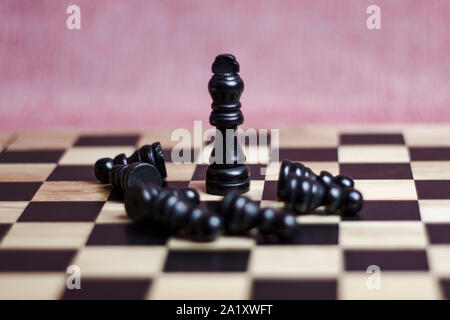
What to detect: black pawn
<box><xmin>206</xmin><ymin>54</ymin><xmax>250</xmax><ymax>195</ymax></box>
<box><xmin>94</xmin><ymin>142</ymin><xmax>167</xmax><ymax>183</ymax></box>
<box><xmin>219</xmin><ymin>192</ymin><xmax>296</xmax><ymax>238</ymax></box>
<box><xmin>109</xmin><ymin>163</ymin><xmax>162</xmax><ymax>191</ymax></box>
<box><xmin>124</xmin><ymin>184</ymin><xmax>223</xmax><ymax>242</ymax></box>
<box><xmin>277</xmin><ymin>160</ymin><xmax>355</xmax><ymax>199</ymax></box>
<box><xmin>283</xmin><ymin>174</ymin><xmax>363</xmax><ymax>216</ymax></box>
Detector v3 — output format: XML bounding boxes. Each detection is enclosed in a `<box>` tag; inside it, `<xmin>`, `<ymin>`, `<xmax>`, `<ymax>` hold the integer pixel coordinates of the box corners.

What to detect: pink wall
<box><xmin>0</xmin><ymin>0</ymin><xmax>448</xmax><ymax>131</ymax></box>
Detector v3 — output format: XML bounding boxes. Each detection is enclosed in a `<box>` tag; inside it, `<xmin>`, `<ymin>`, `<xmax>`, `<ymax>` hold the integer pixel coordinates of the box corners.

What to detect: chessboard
<box><xmin>0</xmin><ymin>126</ymin><xmax>449</xmax><ymax>300</ymax></box>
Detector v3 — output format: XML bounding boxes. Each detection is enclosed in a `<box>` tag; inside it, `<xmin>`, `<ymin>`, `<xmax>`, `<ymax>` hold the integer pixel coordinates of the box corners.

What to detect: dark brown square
<box><xmin>262</xmin><ymin>181</ymin><xmax>278</xmax><ymax>201</ymax></box>
<box><xmin>252</xmin><ymin>279</ymin><xmax>337</xmax><ymax>300</ymax></box>
<box><xmin>165</xmin><ymin>181</ymin><xmax>190</xmax><ymax>189</ymax></box>
<box><xmin>74</xmin><ymin>135</ymin><xmax>139</xmax><ymax>146</ymax></box>
<box><xmin>441</xmin><ymin>279</ymin><xmax>450</xmax><ymax>299</ymax></box>
<box><xmin>415</xmin><ymin>180</ymin><xmax>450</xmax><ymax>199</ymax></box>
<box><xmin>191</xmin><ymin>164</ymin><xmax>208</xmax><ymax>180</ymax></box>
<box><xmin>86</xmin><ymin>223</ymin><xmax>168</xmax><ymax>246</ymax></box>
<box><xmin>62</xmin><ymin>279</ymin><xmax>151</xmax><ymax>300</ymax></box>
<box><xmin>0</xmin><ymin>182</ymin><xmax>42</xmax><ymax>201</ymax></box>
<box><xmin>258</xmin><ymin>224</ymin><xmax>338</xmax><ymax>245</ymax></box>
<box><xmin>0</xmin><ymin>150</ymin><xmax>65</xmax><ymax>163</ymax></box>
<box><xmin>0</xmin><ymin>250</ymin><xmax>76</xmax><ymax>272</ymax></box>
<box><xmin>409</xmin><ymin>148</ymin><xmax>450</xmax><ymax>161</ymax></box>
<box><xmin>342</xmin><ymin>201</ymin><xmax>420</xmax><ymax>221</ymax></box>
<box><xmin>426</xmin><ymin>224</ymin><xmax>450</xmax><ymax>244</ymax></box>
<box><xmin>340</xmin><ymin>134</ymin><xmax>405</xmax><ymax>145</ymax></box>
<box><xmin>164</xmin><ymin>250</ymin><xmax>250</xmax><ymax>272</ymax></box>
<box><xmin>163</xmin><ymin>148</ymin><xmax>198</xmax><ymax>163</ymax></box>
<box><xmin>279</xmin><ymin>148</ymin><xmax>338</xmax><ymax>162</ymax></box>
<box><xmin>18</xmin><ymin>202</ymin><xmax>104</xmax><ymax>222</ymax></box>
<box><xmin>345</xmin><ymin>250</ymin><xmax>429</xmax><ymax>271</ymax></box>
<box><xmin>339</xmin><ymin>163</ymin><xmax>413</xmax><ymax>179</ymax></box>
<box><xmin>47</xmin><ymin>165</ymin><xmax>96</xmax><ymax>181</ymax></box>
<box><xmin>0</xmin><ymin>224</ymin><xmax>11</xmax><ymax>242</ymax></box>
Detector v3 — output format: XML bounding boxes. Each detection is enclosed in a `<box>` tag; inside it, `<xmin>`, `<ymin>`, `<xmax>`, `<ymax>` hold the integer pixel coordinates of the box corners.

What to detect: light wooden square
<box><xmin>404</xmin><ymin>127</ymin><xmax>450</xmax><ymax>146</ymax></box>
<box><xmin>59</xmin><ymin>147</ymin><xmax>135</xmax><ymax>165</ymax></box>
<box><xmin>32</xmin><ymin>182</ymin><xmax>110</xmax><ymax>201</ymax></box>
<box><xmin>260</xmin><ymin>200</ymin><xmax>284</xmax><ymax>209</ymax></box>
<box><xmin>1</xmin><ymin>222</ymin><xmax>94</xmax><ymax>249</ymax></box>
<box><xmin>8</xmin><ymin>131</ymin><xmax>78</xmax><ymax>150</ymax></box>
<box><xmin>411</xmin><ymin>161</ymin><xmax>450</xmax><ymax>180</ymax></box>
<box><xmin>0</xmin><ymin>202</ymin><xmax>28</xmax><ymax>223</ymax></box>
<box><xmin>0</xmin><ymin>273</ymin><xmax>66</xmax><ymax>299</ymax></box>
<box><xmin>165</xmin><ymin>163</ymin><xmax>196</xmax><ymax>181</ymax></box>
<box><xmin>278</xmin><ymin>128</ymin><xmax>338</xmax><ymax>148</ymax></box>
<box><xmin>354</xmin><ymin>180</ymin><xmax>417</xmax><ymax>200</ymax></box>
<box><xmin>250</xmin><ymin>246</ymin><xmax>341</xmax><ymax>277</ymax></box>
<box><xmin>150</xmin><ymin>274</ymin><xmax>250</xmax><ymax>300</ymax></box>
<box><xmin>340</xmin><ymin>272</ymin><xmax>438</xmax><ymax>300</ymax></box>
<box><xmin>95</xmin><ymin>202</ymin><xmax>129</xmax><ymax>224</ymax></box>
<box><xmin>297</xmin><ymin>214</ymin><xmax>341</xmax><ymax>224</ymax></box>
<box><xmin>338</xmin><ymin>146</ymin><xmax>410</xmax><ymax>163</ymax></box>
<box><xmin>419</xmin><ymin>200</ymin><xmax>450</xmax><ymax>222</ymax></box>
<box><xmin>73</xmin><ymin>246</ymin><xmax>167</xmax><ymax>277</ymax></box>
<box><xmin>428</xmin><ymin>246</ymin><xmax>450</xmax><ymax>276</ymax></box>
<box><xmin>339</xmin><ymin>221</ymin><xmax>427</xmax><ymax>249</ymax></box>
<box><xmin>0</xmin><ymin>164</ymin><xmax>56</xmax><ymax>182</ymax></box>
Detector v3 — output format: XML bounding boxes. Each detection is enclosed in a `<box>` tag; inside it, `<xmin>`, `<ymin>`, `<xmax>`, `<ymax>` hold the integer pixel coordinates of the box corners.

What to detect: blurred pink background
<box><xmin>0</xmin><ymin>0</ymin><xmax>448</xmax><ymax>131</ymax></box>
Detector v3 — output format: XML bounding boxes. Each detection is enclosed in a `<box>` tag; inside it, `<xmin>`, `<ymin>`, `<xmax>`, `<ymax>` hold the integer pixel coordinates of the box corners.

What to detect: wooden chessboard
<box><xmin>0</xmin><ymin>126</ymin><xmax>449</xmax><ymax>300</ymax></box>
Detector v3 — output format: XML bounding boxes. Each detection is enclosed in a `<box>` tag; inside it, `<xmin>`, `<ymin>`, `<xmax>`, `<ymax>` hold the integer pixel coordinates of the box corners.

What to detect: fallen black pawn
<box><xmin>283</xmin><ymin>174</ymin><xmax>363</xmax><ymax>216</ymax></box>
<box><xmin>124</xmin><ymin>183</ymin><xmax>223</xmax><ymax>242</ymax></box>
<box><xmin>278</xmin><ymin>160</ymin><xmax>354</xmax><ymax>199</ymax></box>
<box><xmin>94</xmin><ymin>142</ymin><xmax>167</xmax><ymax>183</ymax></box>
<box><xmin>219</xmin><ymin>191</ymin><xmax>296</xmax><ymax>239</ymax></box>
<box><xmin>109</xmin><ymin>162</ymin><xmax>163</xmax><ymax>191</ymax></box>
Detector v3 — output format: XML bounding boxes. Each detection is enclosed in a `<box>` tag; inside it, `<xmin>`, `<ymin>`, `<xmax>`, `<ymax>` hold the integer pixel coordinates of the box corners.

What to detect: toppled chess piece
<box><xmin>277</xmin><ymin>160</ymin><xmax>354</xmax><ymax>199</ymax></box>
<box><xmin>282</xmin><ymin>173</ymin><xmax>363</xmax><ymax>216</ymax></box>
<box><xmin>94</xmin><ymin>142</ymin><xmax>167</xmax><ymax>183</ymax></box>
<box><xmin>109</xmin><ymin>163</ymin><xmax>163</xmax><ymax>191</ymax></box>
<box><xmin>124</xmin><ymin>183</ymin><xmax>223</xmax><ymax>242</ymax></box>
<box><xmin>219</xmin><ymin>191</ymin><xmax>297</xmax><ymax>238</ymax></box>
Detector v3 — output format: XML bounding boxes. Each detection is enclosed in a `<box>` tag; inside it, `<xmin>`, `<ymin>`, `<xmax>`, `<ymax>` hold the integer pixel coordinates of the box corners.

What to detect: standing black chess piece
<box><xmin>124</xmin><ymin>183</ymin><xmax>223</xmax><ymax>242</ymax></box>
<box><xmin>277</xmin><ymin>160</ymin><xmax>354</xmax><ymax>199</ymax></box>
<box><xmin>109</xmin><ymin>163</ymin><xmax>163</xmax><ymax>191</ymax></box>
<box><xmin>219</xmin><ymin>191</ymin><xmax>297</xmax><ymax>238</ymax></box>
<box><xmin>206</xmin><ymin>54</ymin><xmax>250</xmax><ymax>195</ymax></box>
<box><xmin>94</xmin><ymin>142</ymin><xmax>167</xmax><ymax>183</ymax></box>
<box><xmin>282</xmin><ymin>173</ymin><xmax>363</xmax><ymax>216</ymax></box>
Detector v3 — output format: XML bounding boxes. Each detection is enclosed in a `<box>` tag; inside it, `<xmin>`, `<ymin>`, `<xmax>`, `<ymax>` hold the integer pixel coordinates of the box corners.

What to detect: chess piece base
<box><xmin>206</xmin><ymin>164</ymin><xmax>250</xmax><ymax>195</ymax></box>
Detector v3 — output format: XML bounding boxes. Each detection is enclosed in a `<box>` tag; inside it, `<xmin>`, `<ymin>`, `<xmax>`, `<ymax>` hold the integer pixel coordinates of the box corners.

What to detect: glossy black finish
<box><xmin>283</xmin><ymin>174</ymin><xmax>363</xmax><ymax>216</ymax></box>
<box><xmin>94</xmin><ymin>142</ymin><xmax>167</xmax><ymax>183</ymax></box>
<box><xmin>219</xmin><ymin>191</ymin><xmax>296</xmax><ymax>239</ymax></box>
<box><xmin>206</xmin><ymin>54</ymin><xmax>250</xmax><ymax>195</ymax></box>
<box><xmin>109</xmin><ymin>163</ymin><xmax>162</xmax><ymax>191</ymax></box>
<box><xmin>124</xmin><ymin>184</ymin><xmax>223</xmax><ymax>242</ymax></box>
<box><xmin>277</xmin><ymin>160</ymin><xmax>355</xmax><ymax>199</ymax></box>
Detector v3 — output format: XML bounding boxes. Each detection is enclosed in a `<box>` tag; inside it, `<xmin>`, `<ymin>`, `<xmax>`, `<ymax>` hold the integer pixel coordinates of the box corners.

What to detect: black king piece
<box><xmin>206</xmin><ymin>54</ymin><xmax>250</xmax><ymax>195</ymax></box>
